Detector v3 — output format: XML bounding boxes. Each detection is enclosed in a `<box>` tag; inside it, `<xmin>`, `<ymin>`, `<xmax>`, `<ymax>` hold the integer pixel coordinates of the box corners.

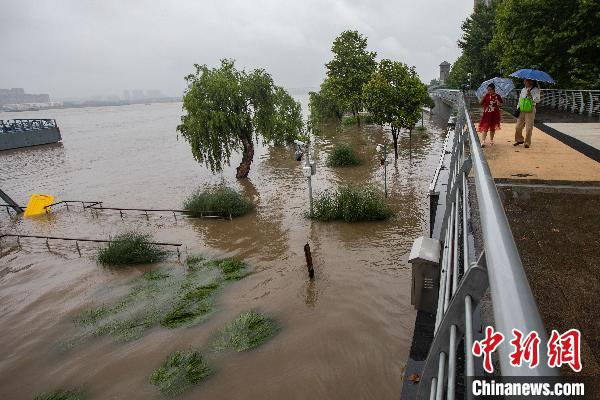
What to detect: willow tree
<box><xmin>177</xmin><ymin>59</ymin><xmax>303</xmax><ymax>179</ymax></box>
<box><xmin>362</xmin><ymin>59</ymin><xmax>428</xmax><ymax>159</ymax></box>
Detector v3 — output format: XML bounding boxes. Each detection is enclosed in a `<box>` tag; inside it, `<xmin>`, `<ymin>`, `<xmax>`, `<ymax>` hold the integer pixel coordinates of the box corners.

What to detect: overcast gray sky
<box><xmin>0</xmin><ymin>0</ymin><xmax>472</xmax><ymax>99</ymax></box>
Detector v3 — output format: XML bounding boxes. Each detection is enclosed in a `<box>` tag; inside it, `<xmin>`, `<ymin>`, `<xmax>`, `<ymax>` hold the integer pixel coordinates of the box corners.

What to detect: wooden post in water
<box><xmin>304</xmin><ymin>243</ymin><xmax>314</xmax><ymax>279</ymax></box>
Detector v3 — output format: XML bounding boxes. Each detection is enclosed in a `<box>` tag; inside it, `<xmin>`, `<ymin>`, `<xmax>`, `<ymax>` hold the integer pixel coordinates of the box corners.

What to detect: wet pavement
<box><xmin>0</xmin><ymin>103</ymin><xmax>447</xmax><ymax>399</ymax></box>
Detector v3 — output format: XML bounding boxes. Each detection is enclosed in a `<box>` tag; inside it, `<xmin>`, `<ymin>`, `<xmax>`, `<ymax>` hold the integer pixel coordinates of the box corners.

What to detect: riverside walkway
<box><xmin>480</xmin><ymin>120</ymin><xmax>600</xmax><ymax>182</ymax></box>
<box><xmin>477</xmin><ymin>113</ymin><xmax>600</xmax><ymax>377</ymax></box>
<box><xmin>401</xmin><ymin>91</ymin><xmax>599</xmax><ymax>399</ymax></box>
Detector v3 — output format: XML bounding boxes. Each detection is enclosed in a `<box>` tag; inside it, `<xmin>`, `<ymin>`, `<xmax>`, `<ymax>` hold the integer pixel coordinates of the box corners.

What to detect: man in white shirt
<box><xmin>514</xmin><ymin>79</ymin><xmax>541</xmax><ymax>148</ymax></box>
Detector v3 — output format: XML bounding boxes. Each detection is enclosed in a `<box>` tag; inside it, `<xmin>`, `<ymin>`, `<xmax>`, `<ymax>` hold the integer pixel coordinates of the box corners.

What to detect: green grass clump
<box><xmin>326</xmin><ymin>143</ymin><xmax>362</xmax><ymax>167</ymax></box>
<box><xmin>72</xmin><ymin>255</ymin><xmax>250</xmax><ymax>343</ymax></box>
<box><xmin>217</xmin><ymin>259</ymin><xmax>248</xmax><ymax>281</ymax></box>
<box><xmin>149</xmin><ymin>350</ymin><xmax>213</xmax><ymax>397</ymax></box>
<box><xmin>97</xmin><ymin>231</ymin><xmax>167</xmax><ymax>266</ymax></box>
<box><xmin>160</xmin><ymin>282</ymin><xmax>219</xmax><ymax>328</ymax></box>
<box><xmin>311</xmin><ymin>185</ymin><xmax>393</xmax><ymax>222</ymax></box>
<box><xmin>183</xmin><ymin>186</ymin><xmax>252</xmax><ymax>218</ymax></box>
<box><xmin>34</xmin><ymin>390</ymin><xmax>82</xmax><ymax>400</ymax></box>
<box><xmin>213</xmin><ymin>310</ymin><xmax>279</xmax><ymax>352</ymax></box>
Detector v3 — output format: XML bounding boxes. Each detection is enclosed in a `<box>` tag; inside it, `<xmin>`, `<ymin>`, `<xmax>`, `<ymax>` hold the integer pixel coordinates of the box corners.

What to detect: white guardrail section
<box><xmin>422</xmin><ymin>90</ymin><xmax>558</xmax><ymax>399</ymax></box>
<box><xmin>438</xmin><ymin>88</ymin><xmax>600</xmax><ymax>118</ymax></box>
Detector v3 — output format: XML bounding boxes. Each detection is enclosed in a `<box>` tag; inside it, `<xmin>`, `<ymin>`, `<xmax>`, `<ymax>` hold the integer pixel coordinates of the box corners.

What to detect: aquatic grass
<box><xmin>183</xmin><ymin>186</ymin><xmax>253</xmax><ymax>218</ymax></box>
<box><xmin>160</xmin><ymin>282</ymin><xmax>219</xmax><ymax>328</ymax></box>
<box><xmin>73</xmin><ymin>255</ymin><xmax>250</xmax><ymax>343</ymax></box>
<box><xmin>326</xmin><ymin>143</ymin><xmax>362</xmax><ymax>167</ymax></box>
<box><xmin>149</xmin><ymin>350</ymin><xmax>213</xmax><ymax>397</ymax></box>
<box><xmin>217</xmin><ymin>259</ymin><xmax>248</xmax><ymax>281</ymax></box>
<box><xmin>311</xmin><ymin>185</ymin><xmax>393</xmax><ymax>222</ymax></box>
<box><xmin>213</xmin><ymin>310</ymin><xmax>279</xmax><ymax>352</ymax></box>
<box><xmin>34</xmin><ymin>390</ymin><xmax>83</xmax><ymax>400</ymax></box>
<box><xmin>97</xmin><ymin>231</ymin><xmax>167</xmax><ymax>266</ymax></box>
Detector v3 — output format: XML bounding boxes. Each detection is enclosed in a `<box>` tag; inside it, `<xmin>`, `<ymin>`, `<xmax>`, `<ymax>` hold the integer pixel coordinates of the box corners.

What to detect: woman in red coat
<box><xmin>478</xmin><ymin>83</ymin><xmax>503</xmax><ymax>147</ymax></box>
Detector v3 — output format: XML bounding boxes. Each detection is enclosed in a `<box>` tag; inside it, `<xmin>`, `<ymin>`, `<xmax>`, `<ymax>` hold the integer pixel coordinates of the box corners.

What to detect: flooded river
<box><xmin>0</xmin><ymin>101</ymin><xmax>446</xmax><ymax>399</ymax></box>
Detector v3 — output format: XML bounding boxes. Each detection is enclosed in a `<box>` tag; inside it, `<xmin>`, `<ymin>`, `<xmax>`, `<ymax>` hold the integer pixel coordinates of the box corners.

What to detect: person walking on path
<box><xmin>477</xmin><ymin>83</ymin><xmax>503</xmax><ymax>147</ymax></box>
<box><xmin>514</xmin><ymin>79</ymin><xmax>540</xmax><ymax>148</ymax></box>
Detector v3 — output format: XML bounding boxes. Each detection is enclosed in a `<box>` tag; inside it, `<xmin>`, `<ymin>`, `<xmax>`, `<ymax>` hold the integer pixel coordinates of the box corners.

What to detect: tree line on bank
<box><xmin>176</xmin><ymin>30</ymin><xmax>431</xmax><ymax>179</ymax></box>
<box><xmin>309</xmin><ymin>30</ymin><xmax>432</xmax><ymax>159</ymax></box>
<box><xmin>446</xmin><ymin>0</ymin><xmax>600</xmax><ymax>89</ymax></box>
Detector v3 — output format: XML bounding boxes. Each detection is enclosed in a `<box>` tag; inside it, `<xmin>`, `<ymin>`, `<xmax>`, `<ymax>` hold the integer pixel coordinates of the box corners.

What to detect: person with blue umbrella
<box><xmin>510</xmin><ymin>69</ymin><xmax>555</xmax><ymax>148</ymax></box>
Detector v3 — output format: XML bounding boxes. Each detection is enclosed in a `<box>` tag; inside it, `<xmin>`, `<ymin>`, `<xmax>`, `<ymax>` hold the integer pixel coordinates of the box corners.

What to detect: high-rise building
<box><xmin>0</xmin><ymin>88</ymin><xmax>50</xmax><ymax>106</ymax></box>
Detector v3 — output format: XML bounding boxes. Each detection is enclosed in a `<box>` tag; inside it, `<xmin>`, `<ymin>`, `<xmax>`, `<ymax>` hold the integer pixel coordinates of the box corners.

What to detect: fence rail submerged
<box><xmin>417</xmin><ymin>91</ymin><xmax>558</xmax><ymax>399</ymax></box>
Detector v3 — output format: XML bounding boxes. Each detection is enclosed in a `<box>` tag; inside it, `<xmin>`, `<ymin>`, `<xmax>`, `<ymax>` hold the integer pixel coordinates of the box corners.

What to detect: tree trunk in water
<box><xmin>392</xmin><ymin>128</ymin><xmax>399</xmax><ymax>159</ymax></box>
<box><xmin>355</xmin><ymin>107</ymin><xmax>361</xmax><ymax>126</ymax></box>
<box><xmin>236</xmin><ymin>134</ymin><xmax>254</xmax><ymax>179</ymax></box>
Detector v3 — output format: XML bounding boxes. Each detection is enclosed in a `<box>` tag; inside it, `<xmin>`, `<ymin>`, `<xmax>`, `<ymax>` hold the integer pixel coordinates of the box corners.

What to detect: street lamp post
<box><xmin>294</xmin><ymin>139</ymin><xmax>316</xmax><ymax>217</ymax></box>
<box><xmin>377</xmin><ymin>142</ymin><xmax>389</xmax><ymax>198</ymax></box>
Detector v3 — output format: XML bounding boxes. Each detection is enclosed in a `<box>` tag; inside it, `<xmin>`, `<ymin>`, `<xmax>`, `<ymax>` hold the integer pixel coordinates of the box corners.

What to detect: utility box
<box><xmin>302</xmin><ymin>165</ymin><xmax>312</xmax><ymax>178</ymax></box>
<box><xmin>409</xmin><ymin>236</ymin><xmax>441</xmax><ymax>313</ymax></box>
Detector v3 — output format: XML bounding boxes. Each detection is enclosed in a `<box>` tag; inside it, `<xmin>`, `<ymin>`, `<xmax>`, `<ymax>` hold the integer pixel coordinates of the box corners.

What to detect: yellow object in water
<box><xmin>24</xmin><ymin>194</ymin><xmax>55</xmax><ymax>217</ymax></box>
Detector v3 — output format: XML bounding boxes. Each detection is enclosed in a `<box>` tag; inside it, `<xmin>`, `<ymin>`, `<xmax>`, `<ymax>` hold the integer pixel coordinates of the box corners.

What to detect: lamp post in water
<box><xmin>294</xmin><ymin>139</ymin><xmax>316</xmax><ymax>217</ymax></box>
<box><xmin>376</xmin><ymin>142</ymin><xmax>389</xmax><ymax>198</ymax></box>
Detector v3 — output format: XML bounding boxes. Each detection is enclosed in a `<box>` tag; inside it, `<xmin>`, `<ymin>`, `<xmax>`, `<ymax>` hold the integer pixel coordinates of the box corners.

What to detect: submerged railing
<box><xmin>0</xmin><ymin>119</ymin><xmax>58</xmax><ymax>133</ymax></box>
<box><xmin>419</xmin><ymin>91</ymin><xmax>557</xmax><ymax>399</ymax></box>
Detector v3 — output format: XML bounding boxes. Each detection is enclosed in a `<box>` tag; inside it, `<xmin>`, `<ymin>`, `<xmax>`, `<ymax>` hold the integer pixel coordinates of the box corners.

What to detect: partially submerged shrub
<box><xmin>183</xmin><ymin>186</ymin><xmax>252</xmax><ymax>218</ymax></box>
<box><xmin>34</xmin><ymin>390</ymin><xmax>82</xmax><ymax>400</ymax></box>
<box><xmin>326</xmin><ymin>143</ymin><xmax>362</xmax><ymax>167</ymax></box>
<box><xmin>213</xmin><ymin>310</ymin><xmax>279</xmax><ymax>352</ymax></box>
<box><xmin>149</xmin><ymin>350</ymin><xmax>213</xmax><ymax>397</ymax></box>
<box><xmin>311</xmin><ymin>185</ymin><xmax>393</xmax><ymax>222</ymax></box>
<box><xmin>97</xmin><ymin>231</ymin><xmax>167</xmax><ymax>266</ymax></box>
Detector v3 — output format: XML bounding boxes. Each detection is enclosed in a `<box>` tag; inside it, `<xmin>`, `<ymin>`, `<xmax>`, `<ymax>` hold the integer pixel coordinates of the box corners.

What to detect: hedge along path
<box><xmin>69</xmin><ymin>255</ymin><xmax>249</xmax><ymax>345</ymax></box>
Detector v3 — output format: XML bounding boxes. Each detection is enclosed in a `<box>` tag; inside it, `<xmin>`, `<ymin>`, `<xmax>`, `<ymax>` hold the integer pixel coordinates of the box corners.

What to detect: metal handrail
<box><xmin>419</xmin><ymin>91</ymin><xmax>557</xmax><ymax>399</ymax></box>
<box><xmin>463</xmin><ymin>96</ymin><xmax>555</xmax><ymax>376</ymax></box>
<box><xmin>435</xmin><ymin>88</ymin><xmax>600</xmax><ymax>118</ymax></box>
<box><xmin>0</xmin><ymin>119</ymin><xmax>58</xmax><ymax>133</ymax></box>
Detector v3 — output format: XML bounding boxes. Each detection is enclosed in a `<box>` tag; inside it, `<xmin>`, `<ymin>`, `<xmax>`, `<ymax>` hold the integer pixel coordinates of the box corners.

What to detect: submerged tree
<box><xmin>325</xmin><ymin>30</ymin><xmax>377</xmax><ymax>125</ymax></box>
<box><xmin>362</xmin><ymin>59</ymin><xmax>428</xmax><ymax>159</ymax></box>
<box><xmin>308</xmin><ymin>78</ymin><xmax>343</xmax><ymax>127</ymax></box>
<box><xmin>177</xmin><ymin>59</ymin><xmax>304</xmax><ymax>179</ymax></box>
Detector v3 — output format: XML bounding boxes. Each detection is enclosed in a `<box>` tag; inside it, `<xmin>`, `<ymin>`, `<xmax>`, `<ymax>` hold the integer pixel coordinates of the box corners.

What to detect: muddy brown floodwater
<box><xmin>0</xmin><ymin>102</ymin><xmax>446</xmax><ymax>400</ymax></box>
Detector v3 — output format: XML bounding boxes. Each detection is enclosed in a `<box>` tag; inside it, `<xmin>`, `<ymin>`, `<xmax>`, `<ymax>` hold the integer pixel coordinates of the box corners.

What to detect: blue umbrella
<box><xmin>475</xmin><ymin>77</ymin><xmax>515</xmax><ymax>101</ymax></box>
<box><xmin>509</xmin><ymin>69</ymin><xmax>555</xmax><ymax>84</ymax></box>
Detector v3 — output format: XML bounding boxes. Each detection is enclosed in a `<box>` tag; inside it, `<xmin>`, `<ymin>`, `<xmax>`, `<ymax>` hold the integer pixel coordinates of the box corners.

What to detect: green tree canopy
<box><xmin>177</xmin><ymin>59</ymin><xmax>303</xmax><ymax>179</ymax></box>
<box><xmin>308</xmin><ymin>78</ymin><xmax>343</xmax><ymax>127</ymax></box>
<box><xmin>491</xmin><ymin>0</ymin><xmax>600</xmax><ymax>88</ymax></box>
<box><xmin>362</xmin><ymin>59</ymin><xmax>428</xmax><ymax>158</ymax></box>
<box><xmin>325</xmin><ymin>30</ymin><xmax>377</xmax><ymax>125</ymax></box>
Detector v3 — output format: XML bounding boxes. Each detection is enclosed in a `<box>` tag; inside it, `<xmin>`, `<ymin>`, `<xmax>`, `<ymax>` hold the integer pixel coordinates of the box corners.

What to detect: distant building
<box><xmin>0</xmin><ymin>88</ymin><xmax>50</xmax><ymax>106</ymax></box>
<box><xmin>146</xmin><ymin>90</ymin><xmax>165</xmax><ymax>99</ymax></box>
<box><xmin>131</xmin><ymin>90</ymin><xmax>145</xmax><ymax>100</ymax></box>
<box><xmin>439</xmin><ymin>61</ymin><xmax>451</xmax><ymax>85</ymax></box>
<box><xmin>123</xmin><ymin>90</ymin><xmax>131</xmax><ymax>101</ymax></box>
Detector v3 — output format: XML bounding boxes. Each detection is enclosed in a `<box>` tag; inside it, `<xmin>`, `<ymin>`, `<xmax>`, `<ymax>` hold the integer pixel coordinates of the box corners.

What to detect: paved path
<box><xmin>544</xmin><ymin>122</ymin><xmax>600</xmax><ymax>150</ymax></box>
<box><xmin>479</xmin><ymin>122</ymin><xmax>600</xmax><ymax>182</ymax></box>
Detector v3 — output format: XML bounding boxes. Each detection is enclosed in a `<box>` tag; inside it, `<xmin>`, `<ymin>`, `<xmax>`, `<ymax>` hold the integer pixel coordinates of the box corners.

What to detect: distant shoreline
<box><xmin>1</xmin><ymin>97</ymin><xmax>182</xmax><ymax>112</ymax></box>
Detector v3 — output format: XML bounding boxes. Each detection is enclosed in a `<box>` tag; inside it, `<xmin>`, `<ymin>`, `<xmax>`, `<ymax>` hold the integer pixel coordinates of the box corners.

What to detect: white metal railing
<box><xmin>435</xmin><ymin>88</ymin><xmax>600</xmax><ymax>118</ymax></box>
<box><xmin>421</xmin><ymin>91</ymin><xmax>558</xmax><ymax>399</ymax></box>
